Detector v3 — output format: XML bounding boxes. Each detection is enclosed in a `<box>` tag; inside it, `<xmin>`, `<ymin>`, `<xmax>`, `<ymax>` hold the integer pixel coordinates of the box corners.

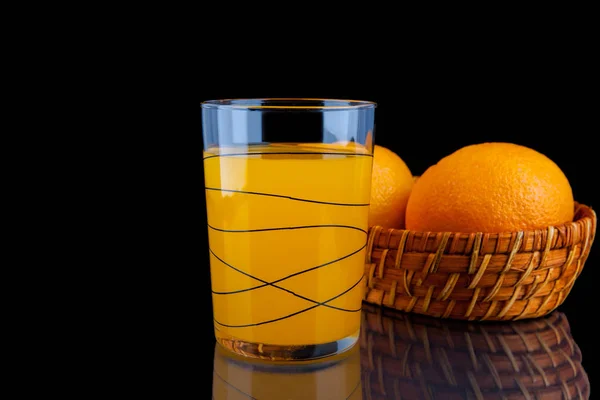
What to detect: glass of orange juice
<box><xmin>201</xmin><ymin>98</ymin><xmax>376</xmax><ymax>361</ymax></box>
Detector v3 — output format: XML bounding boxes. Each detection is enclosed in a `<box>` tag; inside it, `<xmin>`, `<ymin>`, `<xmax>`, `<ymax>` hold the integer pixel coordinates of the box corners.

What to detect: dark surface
<box><xmin>200</xmin><ymin>89</ymin><xmax>598</xmax><ymax>397</ymax></box>
<box><xmin>211</xmin><ymin>306</ymin><xmax>590</xmax><ymax>399</ymax></box>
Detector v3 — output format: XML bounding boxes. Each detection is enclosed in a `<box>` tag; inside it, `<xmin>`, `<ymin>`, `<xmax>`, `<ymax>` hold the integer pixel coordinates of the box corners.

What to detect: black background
<box><xmin>199</xmin><ymin>76</ymin><xmax>598</xmax><ymax>388</ymax></box>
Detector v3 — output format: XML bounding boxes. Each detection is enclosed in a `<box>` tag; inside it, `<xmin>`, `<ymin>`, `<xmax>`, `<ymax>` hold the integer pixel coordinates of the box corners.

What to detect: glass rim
<box><xmin>201</xmin><ymin>98</ymin><xmax>377</xmax><ymax>111</ymax></box>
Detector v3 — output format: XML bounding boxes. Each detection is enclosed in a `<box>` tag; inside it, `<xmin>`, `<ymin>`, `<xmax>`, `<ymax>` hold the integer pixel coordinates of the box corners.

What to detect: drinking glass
<box><xmin>201</xmin><ymin>98</ymin><xmax>376</xmax><ymax>361</ymax></box>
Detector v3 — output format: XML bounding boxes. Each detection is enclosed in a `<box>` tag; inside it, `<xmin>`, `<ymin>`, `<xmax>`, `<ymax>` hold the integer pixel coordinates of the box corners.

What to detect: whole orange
<box><xmin>405</xmin><ymin>142</ymin><xmax>574</xmax><ymax>233</ymax></box>
<box><xmin>369</xmin><ymin>145</ymin><xmax>414</xmax><ymax>229</ymax></box>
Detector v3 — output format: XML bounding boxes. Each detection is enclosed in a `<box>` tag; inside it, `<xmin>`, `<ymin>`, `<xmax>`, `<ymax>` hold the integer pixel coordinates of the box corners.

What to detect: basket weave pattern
<box><xmin>360</xmin><ymin>304</ymin><xmax>589</xmax><ymax>399</ymax></box>
<box><xmin>363</xmin><ymin>203</ymin><xmax>596</xmax><ymax>321</ymax></box>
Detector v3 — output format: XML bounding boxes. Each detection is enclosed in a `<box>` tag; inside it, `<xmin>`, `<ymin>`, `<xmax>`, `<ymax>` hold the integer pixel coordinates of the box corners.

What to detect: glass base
<box><xmin>215</xmin><ymin>330</ymin><xmax>360</xmax><ymax>362</ymax></box>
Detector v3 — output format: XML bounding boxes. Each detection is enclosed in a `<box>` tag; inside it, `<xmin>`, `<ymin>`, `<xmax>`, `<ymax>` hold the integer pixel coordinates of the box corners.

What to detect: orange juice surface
<box><xmin>204</xmin><ymin>143</ymin><xmax>372</xmax><ymax>346</ymax></box>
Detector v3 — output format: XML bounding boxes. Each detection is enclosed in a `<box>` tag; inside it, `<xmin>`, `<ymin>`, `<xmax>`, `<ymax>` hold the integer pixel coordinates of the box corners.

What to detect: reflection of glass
<box><xmin>360</xmin><ymin>304</ymin><xmax>589</xmax><ymax>399</ymax></box>
<box><xmin>202</xmin><ymin>99</ymin><xmax>376</xmax><ymax>361</ymax></box>
<box><xmin>212</xmin><ymin>340</ymin><xmax>363</xmax><ymax>399</ymax></box>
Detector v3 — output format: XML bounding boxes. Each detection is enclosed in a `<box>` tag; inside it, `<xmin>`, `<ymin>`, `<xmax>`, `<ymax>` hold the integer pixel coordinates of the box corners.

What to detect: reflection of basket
<box><xmin>360</xmin><ymin>304</ymin><xmax>589</xmax><ymax>399</ymax></box>
<box><xmin>364</xmin><ymin>202</ymin><xmax>596</xmax><ymax>321</ymax></box>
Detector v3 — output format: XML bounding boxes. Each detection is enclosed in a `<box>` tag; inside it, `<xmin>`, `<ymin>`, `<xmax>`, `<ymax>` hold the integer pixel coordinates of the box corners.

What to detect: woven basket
<box><xmin>360</xmin><ymin>303</ymin><xmax>590</xmax><ymax>399</ymax></box>
<box><xmin>363</xmin><ymin>202</ymin><xmax>596</xmax><ymax>321</ymax></box>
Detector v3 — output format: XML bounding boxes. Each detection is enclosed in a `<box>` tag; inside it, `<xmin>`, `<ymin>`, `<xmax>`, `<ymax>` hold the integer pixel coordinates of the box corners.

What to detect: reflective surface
<box><xmin>213</xmin><ymin>340</ymin><xmax>362</xmax><ymax>399</ymax></box>
<box><xmin>212</xmin><ymin>305</ymin><xmax>589</xmax><ymax>399</ymax></box>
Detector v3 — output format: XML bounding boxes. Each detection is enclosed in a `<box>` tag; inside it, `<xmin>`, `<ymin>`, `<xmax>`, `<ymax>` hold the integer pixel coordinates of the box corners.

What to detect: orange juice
<box><xmin>204</xmin><ymin>143</ymin><xmax>372</xmax><ymax>348</ymax></box>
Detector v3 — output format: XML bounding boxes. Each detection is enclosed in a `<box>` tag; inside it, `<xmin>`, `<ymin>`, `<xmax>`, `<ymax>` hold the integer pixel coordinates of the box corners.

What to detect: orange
<box><xmin>405</xmin><ymin>142</ymin><xmax>574</xmax><ymax>233</ymax></box>
<box><xmin>369</xmin><ymin>145</ymin><xmax>414</xmax><ymax>229</ymax></box>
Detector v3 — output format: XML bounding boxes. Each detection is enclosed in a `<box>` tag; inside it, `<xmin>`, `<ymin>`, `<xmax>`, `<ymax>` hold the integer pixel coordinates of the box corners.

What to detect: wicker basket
<box><xmin>363</xmin><ymin>202</ymin><xmax>596</xmax><ymax>321</ymax></box>
<box><xmin>360</xmin><ymin>303</ymin><xmax>590</xmax><ymax>399</ymax></box>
